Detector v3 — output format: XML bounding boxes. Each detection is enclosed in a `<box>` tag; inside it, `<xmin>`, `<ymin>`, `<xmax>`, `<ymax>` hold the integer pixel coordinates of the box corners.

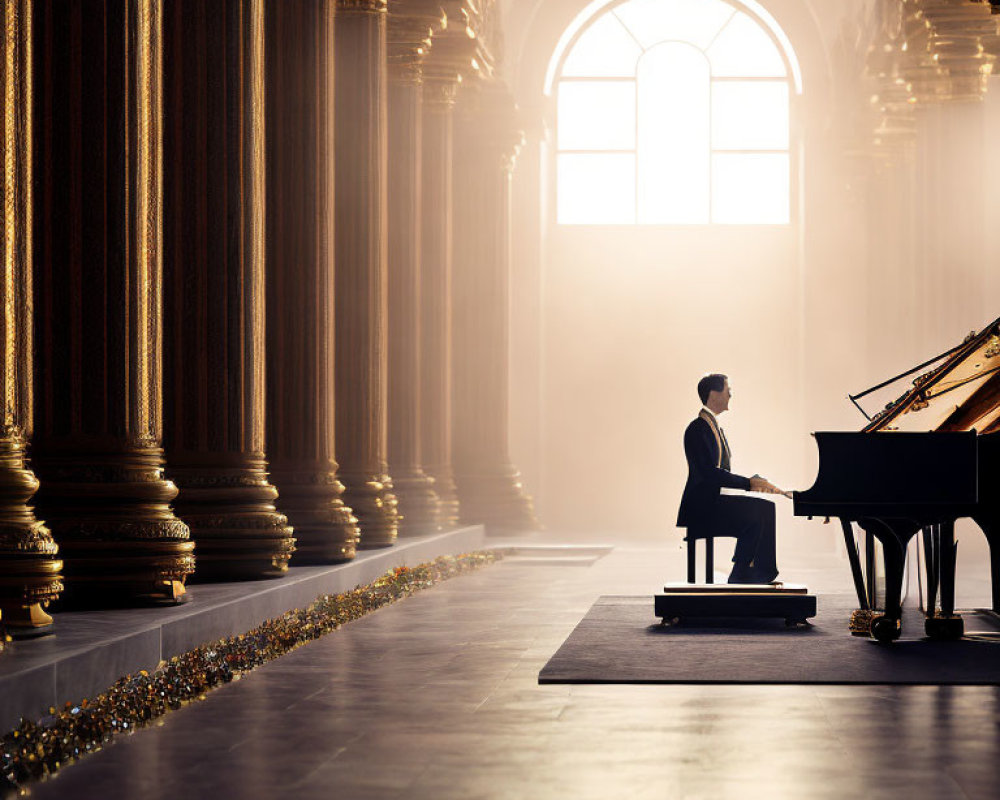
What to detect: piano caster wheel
<box><xmin>925</xmin><ymin>615</ymin><xmax>964</xmax><ymax>641</ymax></box>
<box><xmin>870</xmin><ymin>615</ymin><xmax>901</xmax><ymax>643</ymax></box>
<box><xmin>785</xmin><ymin>618</ymin><xmax>807</xmax><ymax>627</ymax></box>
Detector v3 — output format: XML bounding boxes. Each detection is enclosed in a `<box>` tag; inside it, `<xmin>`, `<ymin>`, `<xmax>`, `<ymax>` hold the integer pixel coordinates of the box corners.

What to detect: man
<box><xmin>676</xmin><ymin>373</ymin><xmax>785</xmax><ymax>584</ymax></box>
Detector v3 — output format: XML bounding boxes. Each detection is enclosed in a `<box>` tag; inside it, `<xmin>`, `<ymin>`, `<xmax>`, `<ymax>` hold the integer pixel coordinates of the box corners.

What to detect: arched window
<box><xmin>552</xmin><ymin>0</ymin><xmax>798</xmax><ymax>225</ymax></box>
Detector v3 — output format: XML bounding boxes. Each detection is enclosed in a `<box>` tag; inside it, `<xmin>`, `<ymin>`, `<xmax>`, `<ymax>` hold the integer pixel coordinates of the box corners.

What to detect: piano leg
<box><xmin>861</xmin><ymin>518</ymin><xmax>911</xmax><ymax>642</ymax></box>
<box><xmin>840</xmin><ymin>519</ymin><xmax>873</xmax><ymax>635</ymax></box>
<box><xmin>922</xmin><ymin>525</ymin><xmax>939</xmax><ymax>615</ymax></box>
<box><xmin>865</xmin><ymin>531</ymin><xmax>877</xmax><ymax>610</ymax></box>
<box><xmin>925</xmin><ymin>520</ymin><xmax>964</xmax><ymax>640</ymax></box>
<box><xmin>972</xmin><ymin>514</ymin><xmax>1000</xmax><ymax>613</ymax></box>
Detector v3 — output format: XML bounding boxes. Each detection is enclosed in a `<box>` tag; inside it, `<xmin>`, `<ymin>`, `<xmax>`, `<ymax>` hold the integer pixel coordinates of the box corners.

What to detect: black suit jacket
<box><xmin>676</xmin><ymin>412</ymin><xmax>751</xmax><ymax>527</ymax></box>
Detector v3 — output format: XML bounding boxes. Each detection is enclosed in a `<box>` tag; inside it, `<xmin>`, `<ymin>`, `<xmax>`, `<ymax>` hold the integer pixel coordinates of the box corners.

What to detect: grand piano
<box><xmin>794</xmin><ymin>316</ymin><xmax>1000</xmax><ymax>642</ymax></box>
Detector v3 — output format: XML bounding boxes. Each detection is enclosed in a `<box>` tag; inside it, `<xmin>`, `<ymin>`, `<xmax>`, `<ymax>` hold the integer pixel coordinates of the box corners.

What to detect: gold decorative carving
<box><xmin>984</xmin><ymin>335</ymin><xmax>1000</xmax><ymax>359</ymax></box>
<box><xmin>387</xmin><ymin>1</ymin><xmax>444</xmax><ymax>84</ymax></box>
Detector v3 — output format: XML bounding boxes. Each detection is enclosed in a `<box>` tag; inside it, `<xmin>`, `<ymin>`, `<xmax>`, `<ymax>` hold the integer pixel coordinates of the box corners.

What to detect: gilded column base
<box><xmin>340</xmin><ymin>473</ymin><xmax>400</xmax><ymax>549</ymax></box>
<box><xmin>270</xmin><ymin>467</ymin><xmax>360</xmax><ymax>563</ymax></box>
<box><xmin>455</xmin><ymin>463</ymin><xmax>542</xmax><ymax>535</ymax></box>
<box><xmin>390</xmin><ymin>468</ymin><xmax>443</xmax><ymax>537</ymax></box>
<box><xmin>53</xmin><ymin>533</ymin><xmax>195</xmax><ymax>605</ymax></box>
<box><xmin>0</xmin><ymin>444</ymin><xmax>65</xmax><ymax>631</ymax></box>
<box><xmin>423</xmin><ymin>464</ymin><xmax>460</xmax><ymax>528</ymax></box>
<box><xmin>33</xmin><ymin>449</ymin><xmax>195</xmax><ymax>604</ymax></box>
<box><xmin>169</xmin><ymin>466</ymin><xmax>296</xmax><ymax>581</ymax></box>
<box><xmin>0</xmin><ymin>544</ymin><xmax>64</xmax><ymax>634</ymax></box>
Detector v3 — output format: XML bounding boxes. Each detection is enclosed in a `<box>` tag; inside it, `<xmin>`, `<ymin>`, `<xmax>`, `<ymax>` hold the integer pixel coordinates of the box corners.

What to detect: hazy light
<box><xmin>707</xmin><ymin>12</ymin><xmax>787</xmax><ymax>77</ymax></box>
<box><xmin>561</xmin><ymin>14</ymin><xmax>642</xmax><ymax>77</ymax></box>
<box><xmin>712</xmin><ymin>81</ymin><xmax>789</xmax><ymax>150</ymax></box>
<box><xmin>711</xmin><ymin>152</ymin><xmax>789</xmax><ymax>223</ymax></box>
<box><xmin>638</xmin><ymin>44</ymin><xmax>710</xmax><ymax>223</ymax></box>
<box><xmin>613</xmin><ymin>0</ymin><xmax>735</xmax><ymax>50</ymax></box>
<box><xmin>557</xmin><ymin>81</ymin><xmax>636</xmax><ymax>151</ymax></box>
<box><xmin>558</xmin><ymin>153</ymin><xmax>636</xmax><ymax>224</ymax></box>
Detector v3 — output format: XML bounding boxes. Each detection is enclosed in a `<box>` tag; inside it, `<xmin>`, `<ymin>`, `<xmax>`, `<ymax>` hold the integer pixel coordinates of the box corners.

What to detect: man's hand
<box><xmin>750</xmin><ymin>475</ymin><xmax>791</xmax><ymax>498</ymax></box>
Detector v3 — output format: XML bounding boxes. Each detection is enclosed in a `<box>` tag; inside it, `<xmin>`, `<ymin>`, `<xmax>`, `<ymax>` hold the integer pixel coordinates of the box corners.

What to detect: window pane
<box><xmin>637</xmin><ymin>43</ymin><xmax>710</xmax><ymax>224</ymax></box>
<box><xmin>613</xmin><ymin>0</ymin><xmax>734</xmax><ymax>50</ymax></box>
<box><xmin>558</xmin><ymin>153</ymin><xmax>636</xmax><ymax>224</ymax></box>
<box><xmin>557</xmin><ymin>81</ymin><xmax>636</xmax><ymax>151</ymax></box>
<box><xmin>561</xmin><ymin>14</ymin><xmax>643</xmax><ymax>78</ymax></box>
<box><xmin>707</xmin><ymin>12</ymin><xmax>787</xmax><ymax>78</ymax></box>
<box><xmin>711</xmin><ymin>153</ymin><xmax>789</xmax><ymax>224</ymax></box>
<box><xmin>711</xmin><ymin>81</ymin><xmax>788</xmax><ymax>150</ymax></box>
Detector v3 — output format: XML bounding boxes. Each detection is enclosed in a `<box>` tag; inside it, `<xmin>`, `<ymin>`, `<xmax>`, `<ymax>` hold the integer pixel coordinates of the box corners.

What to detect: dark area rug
<box><xmin>538</xmin><ymin>595</ymin><xmax>1000</xmax><ymax>685</ymax></box>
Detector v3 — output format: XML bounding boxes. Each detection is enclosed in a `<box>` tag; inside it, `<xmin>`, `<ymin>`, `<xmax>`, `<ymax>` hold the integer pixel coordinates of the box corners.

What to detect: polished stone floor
<box><xmin>25</xmin><ymin>537</ymin><xmax>1000</xmax><ymax>800</ymax></box>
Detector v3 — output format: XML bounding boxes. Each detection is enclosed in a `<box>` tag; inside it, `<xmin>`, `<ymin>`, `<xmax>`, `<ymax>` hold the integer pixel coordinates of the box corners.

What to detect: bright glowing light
<box><xmin>558</xmin><ymin>153</ymin><xmax>636</xmax><ymax>224</ymax></box>
<box><xmin>551</xmin><ymin>0</ymin><xmax>797</xmax><ymax>225</ymax></box>
<box><xmin>557</xmin><ymin>81</ymin><xmax>636</xmax><ymax>151</ymax></box>
<box><xmin>711</xmin><ymin>81</ymin><xmax>788</xmax><ymax>150</ymax></box>
<box><xmin>711</xmin><ymin>153</ymin><xmax>789</xmax><ymax>223</ymax></box>
<box><xmin>638</xmin><ymin>44</ymin><xmax>710</xmax><ymax>223</ymax></box>
<box><xmin>561</xmin><ymin>14</ymin><xmax>642</xmax><ymax>77</ymax></box>
<box><xmin>613</xmin><ymin>0</ymin><xmax>735</xmax><ymax>50</ymax></box>
<box><xmin>544</xmin><ymin>0</ymin><xmax>802</xmax><ymax>95</ymax></box>
<box><xmin>707</xmin><ymin>12</ymin><xmax>787</xmax><ymax>77</ymax></box>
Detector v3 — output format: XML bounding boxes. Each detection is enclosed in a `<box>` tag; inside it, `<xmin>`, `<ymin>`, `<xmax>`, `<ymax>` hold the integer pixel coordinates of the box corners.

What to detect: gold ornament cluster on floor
<box><xmin>0</xmin><ymin>550</ymin><xmax>502</xmax><ymax>794</ymax></box>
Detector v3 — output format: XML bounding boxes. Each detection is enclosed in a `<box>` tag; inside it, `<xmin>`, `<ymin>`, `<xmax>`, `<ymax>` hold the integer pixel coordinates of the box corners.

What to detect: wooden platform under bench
<box><xmin>655</xmin><ymin>583</ymin><xmax>817</xmax><ymax>626</ymax></box>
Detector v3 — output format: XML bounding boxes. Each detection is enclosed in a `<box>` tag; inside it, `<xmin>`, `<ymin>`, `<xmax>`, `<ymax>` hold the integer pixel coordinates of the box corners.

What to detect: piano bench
<box><xmin>683</xmin><ymin>530</ymin><xmax>723</xmax><ymax>584</ymax></box>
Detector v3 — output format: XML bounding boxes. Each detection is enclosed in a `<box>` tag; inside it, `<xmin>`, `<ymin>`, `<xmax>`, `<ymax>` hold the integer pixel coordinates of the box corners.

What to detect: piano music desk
<box><xmin>655</xmin><ymin>583</ymin><xmax>817</xmax><ymax>627</ymax></box>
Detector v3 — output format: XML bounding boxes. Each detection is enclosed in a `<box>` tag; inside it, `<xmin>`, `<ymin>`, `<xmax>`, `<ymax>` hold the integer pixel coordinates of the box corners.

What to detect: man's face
<box><xmin>710</xmin><ymin>379</ymin><xmax>732</xmax><ymax>413</ymax></box>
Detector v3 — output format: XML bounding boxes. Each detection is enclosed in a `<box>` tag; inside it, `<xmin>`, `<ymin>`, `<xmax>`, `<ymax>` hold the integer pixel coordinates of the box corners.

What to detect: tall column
<box><xmin>385</xmin><ymin>4</ymin><xmax>443</xmax><ymax>536</ymax></box>
<box><xmin>265</xmin><ymin>0</ymin><xmax>359</xmax><ymax>563</ymax></box>
<box><xmin>419</xmin><ymin>62</ymin><xmax>461</xmax><ymax>527</ymax></box>
<box><xmin>32</xmin><ymin>0</ymin><xmax>195</xmax><ymax>602</ymax></box>
<box><xmin>161</xmin><ymin>0</ymin><xmax>294</xmax><ymax>580</ymax></box>
<box><xmin>334</xmin><ymin>0</ymin><xmax>399</xmax><ymax>548</ymax></box>
<box><xmin>0</xmin><ymin>0</ymin><xmax>63</xmax><ymax>630</ymax></box>
<box><xmin>452</xmin><ymin>83</ymin><xmax>540</xmax><ymax>533</ymax></box>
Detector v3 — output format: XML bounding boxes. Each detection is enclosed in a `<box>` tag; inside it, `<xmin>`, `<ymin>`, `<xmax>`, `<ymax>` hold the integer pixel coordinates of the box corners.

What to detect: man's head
<box><xmin>697</xmin><ymin>373</ymin><xmax>731</xmax><ymax>414</ymax></box>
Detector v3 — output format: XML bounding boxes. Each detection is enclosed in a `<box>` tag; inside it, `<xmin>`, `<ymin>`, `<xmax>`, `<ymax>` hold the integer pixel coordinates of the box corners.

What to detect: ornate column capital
<box><xmin>420</xmin><ymin>0</ymin><xmax>494</xmax><ymax>95</ymax></box>
<box><xmin>387</xmin><ymin>0</ymin><xmax>445</xmax><ymax>85</ymax></box>
<box><xmin>335</xmin><ymin>0</ymin><xmax>387</xmax><ymax>13</ymax></box>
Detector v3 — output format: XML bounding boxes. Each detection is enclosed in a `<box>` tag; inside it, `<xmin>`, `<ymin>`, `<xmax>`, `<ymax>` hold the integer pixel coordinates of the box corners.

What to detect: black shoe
<box><xmin>727</xmin><ymin>564</ymin><xmax>755</xmax><ymax>584</ymax></box>
<box><xmin>753</xmin><ymin>567</ymin><xmax>780</xmax><ymax>584</ymax></box>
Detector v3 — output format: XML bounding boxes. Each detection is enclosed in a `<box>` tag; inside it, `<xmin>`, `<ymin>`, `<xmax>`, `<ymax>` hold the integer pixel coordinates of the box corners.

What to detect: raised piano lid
<box><xmin>864</xmin><ymin>317</ymin><xmax>1000</xmax><ymax>433</ymax></box>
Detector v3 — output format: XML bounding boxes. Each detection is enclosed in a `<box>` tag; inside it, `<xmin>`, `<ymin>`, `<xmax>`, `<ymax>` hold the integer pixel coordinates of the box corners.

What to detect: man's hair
<box><xmin>697</xmin><ymin>373</ymin><xmax>727</xmax><ymax>405</ymax></box>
